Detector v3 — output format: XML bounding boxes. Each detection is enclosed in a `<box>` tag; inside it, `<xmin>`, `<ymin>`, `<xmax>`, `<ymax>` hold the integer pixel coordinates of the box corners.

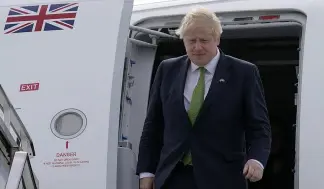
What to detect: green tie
<box><xmin>183</xmin><ymin>67</ymin><xmax>205</xmax><ymax>165</ymax></box>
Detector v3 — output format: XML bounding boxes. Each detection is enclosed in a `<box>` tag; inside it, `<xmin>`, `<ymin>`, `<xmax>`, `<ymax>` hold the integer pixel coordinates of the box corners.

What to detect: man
<box><xmin>136</xmin><ymin>6</ymin><xmax>271</xmax><ymax>189</ymax></box>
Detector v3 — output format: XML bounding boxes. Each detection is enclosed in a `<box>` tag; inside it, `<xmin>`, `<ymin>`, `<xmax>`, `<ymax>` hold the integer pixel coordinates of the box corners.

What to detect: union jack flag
<box><xmin>4</xmin><ymin>3</ymin><xmax>79</xmax><ymax>34</ymax></box>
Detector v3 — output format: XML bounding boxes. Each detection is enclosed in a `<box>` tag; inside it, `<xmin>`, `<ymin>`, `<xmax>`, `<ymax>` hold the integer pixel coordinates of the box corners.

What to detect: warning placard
<box><xmin>43</xmin><ymin>152</ymin><xmax>89</xmax><ymax>168</ymax></box>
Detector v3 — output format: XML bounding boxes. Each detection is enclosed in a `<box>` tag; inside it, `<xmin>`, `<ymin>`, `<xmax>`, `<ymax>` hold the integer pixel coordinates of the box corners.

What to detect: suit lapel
<box><xmin>172</xmin><ymin>56</ymin><xmax>191</xmax><ymax>120</ymax></box>
<box><xmin>195</xmin><ymin>50</ymin><xmax>233</xmax><ymax>122</ymax></box>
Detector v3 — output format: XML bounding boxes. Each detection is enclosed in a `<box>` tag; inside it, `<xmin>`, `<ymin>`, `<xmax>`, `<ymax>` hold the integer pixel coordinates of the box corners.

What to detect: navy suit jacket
<box><xmin>136</xmin><ymin>50</ymin><xmax>271</xmax><ymax>189</ymax></box>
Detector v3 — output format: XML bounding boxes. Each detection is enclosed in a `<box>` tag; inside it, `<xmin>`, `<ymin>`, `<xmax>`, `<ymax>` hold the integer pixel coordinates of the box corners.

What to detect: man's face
<box><xmin>183</xmin><ymin>21</ymin><xmax>219</xmax><ymax>66</ymax></box>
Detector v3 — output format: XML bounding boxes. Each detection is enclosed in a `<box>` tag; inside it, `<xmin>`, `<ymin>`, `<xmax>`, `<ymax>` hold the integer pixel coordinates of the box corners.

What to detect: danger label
<box><xmin>56</xmin><ymin>152</ymin><xmax>76</xmax><ymax>157</ymax></box>
<box><xmin>20</xmin><ymin>83</ymin><xmax>39</xmax><ymax>92</ymax></box>
<box><xmin>43</xmin><ymin>152</ymin><xmax>89</xmax><ymax>168</ymax></box>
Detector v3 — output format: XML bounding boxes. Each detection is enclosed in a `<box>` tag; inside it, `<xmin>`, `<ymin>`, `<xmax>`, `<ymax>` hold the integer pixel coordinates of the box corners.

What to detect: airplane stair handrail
<box><xmin>0</xmin><ymin>85</ymin><xmax>35</xmax><ymax>159</ymax></box>
<box><xmin>5</xmin><ymin>151</ymin><xmax>38</xmax><ymax>189</ymax></box>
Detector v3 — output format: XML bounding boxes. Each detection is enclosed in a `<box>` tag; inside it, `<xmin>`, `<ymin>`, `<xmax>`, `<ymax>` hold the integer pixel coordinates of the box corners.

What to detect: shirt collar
<box><xmin>190</xmin><ymin>48</ymin><xmax>220</xmax><ymax>74</ymax></box>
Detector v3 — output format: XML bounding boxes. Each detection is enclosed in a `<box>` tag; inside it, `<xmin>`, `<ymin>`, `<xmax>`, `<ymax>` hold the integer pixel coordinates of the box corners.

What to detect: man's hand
<box><xmin>140</xmin><ymin>177</ymin><xmax>154</xmax><ymax>189</ymax></box>
<box><xmin>243</xmin><ymin>159</ymin><xmax>263</xmax><ymax>182</ymax></box>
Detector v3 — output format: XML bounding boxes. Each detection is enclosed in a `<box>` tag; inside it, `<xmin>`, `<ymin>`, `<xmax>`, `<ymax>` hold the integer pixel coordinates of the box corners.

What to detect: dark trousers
<box><xmin>162</xmin><ymin>162</ymin><xmax>198</xmax><ymax>189</ymax></box>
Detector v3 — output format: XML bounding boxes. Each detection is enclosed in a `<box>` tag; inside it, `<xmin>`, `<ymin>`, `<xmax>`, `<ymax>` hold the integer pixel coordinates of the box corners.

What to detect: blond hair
<box><xmin>175</xmin><ymin>6</ymin><xmax>223</xmax><ymax>39</ymax></box>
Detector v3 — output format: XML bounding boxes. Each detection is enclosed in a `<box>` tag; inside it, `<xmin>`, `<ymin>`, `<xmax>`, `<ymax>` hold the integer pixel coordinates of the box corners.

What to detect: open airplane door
<box><xmin>117</xmin><ymin>26</ymin><xmax>177</xmax><ymax>189</ymax></box>
<box><xmin>0</xmin><ymin>0</ymin><xmax>134</xmax><ymax>189</ymax></box>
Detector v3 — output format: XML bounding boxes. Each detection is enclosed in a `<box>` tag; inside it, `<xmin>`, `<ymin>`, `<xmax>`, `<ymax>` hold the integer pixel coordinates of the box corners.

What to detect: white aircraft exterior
<box><xmin>0</xmin><ymin>0</ymin><xmax>323</xmax><ymax>189</ymax></box>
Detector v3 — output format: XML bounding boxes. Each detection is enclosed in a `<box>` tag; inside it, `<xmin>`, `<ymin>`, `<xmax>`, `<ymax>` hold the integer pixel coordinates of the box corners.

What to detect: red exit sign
<box><xmin>20</xmin><ymin>83</ymin><xmax>39</xmax><ymax>92</ymax></box>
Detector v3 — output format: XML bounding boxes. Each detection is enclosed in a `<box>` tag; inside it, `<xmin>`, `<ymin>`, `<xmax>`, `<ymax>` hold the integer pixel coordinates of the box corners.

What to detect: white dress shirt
<box><xmin>140</xmin><ymin>49</ymin><xmax>263</xmax><ymax>179</ymax></box>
